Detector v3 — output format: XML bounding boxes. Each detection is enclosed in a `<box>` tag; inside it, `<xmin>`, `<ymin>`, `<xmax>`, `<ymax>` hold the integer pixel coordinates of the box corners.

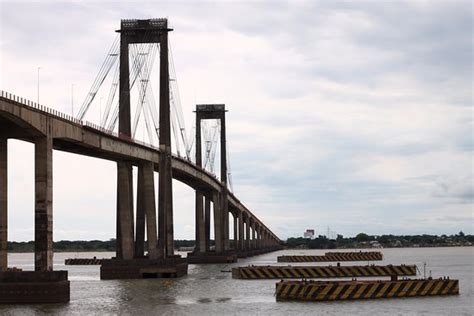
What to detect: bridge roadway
<box><xmin>0</xmin><ymin>91</ymin><xmax>280</xmax><ymax>264</ymax></box>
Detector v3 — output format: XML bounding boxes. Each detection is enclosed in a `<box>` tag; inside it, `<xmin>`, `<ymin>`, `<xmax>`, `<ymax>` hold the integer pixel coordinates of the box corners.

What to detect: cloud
<box><xmin>1</xmin><ymin>0</ymin><xmax>472</xmax><ymax>241</ymax></box>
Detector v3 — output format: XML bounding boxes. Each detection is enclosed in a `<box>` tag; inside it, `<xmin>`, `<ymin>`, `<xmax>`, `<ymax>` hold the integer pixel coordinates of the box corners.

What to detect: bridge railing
<box><xmin>0</xmin><ymin>90</ymin><xmax>83</xmax><ymax>125</ymax></box>
<box><xmin>0</xmin><ymin>90</ymin><xmax>218</xmax><ymax>179</ymax></box>
<box><xmin>0</xmin><ymin>90</ymin><xmax>281</xmax><ymax>239</ymax></box>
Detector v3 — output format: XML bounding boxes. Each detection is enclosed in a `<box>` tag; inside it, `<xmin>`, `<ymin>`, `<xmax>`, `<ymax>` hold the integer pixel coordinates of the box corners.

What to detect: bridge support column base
<box><xmin>187</xmin><ymin>251</ymin><xmax>237</xmax><ymax>264</ymax></box>
<box><xmin>100</xmin><ymin>258</ymin><xmax>188</xmax><ymax>279</ymax></box>
<box><xmin>0</xmin><ymin>271</ymin><xmax>70</xmax><ymax>303</ymax></box>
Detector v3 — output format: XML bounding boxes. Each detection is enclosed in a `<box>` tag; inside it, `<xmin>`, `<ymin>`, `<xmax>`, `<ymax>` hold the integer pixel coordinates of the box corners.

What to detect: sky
<box><xmin>0</xmin><ymin>0</ymin><xmax>472</xmax><ymax>241</ymax></box>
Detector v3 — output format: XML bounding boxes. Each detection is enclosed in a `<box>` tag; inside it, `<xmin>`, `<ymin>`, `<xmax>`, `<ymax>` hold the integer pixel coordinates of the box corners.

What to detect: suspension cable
<box><xmin>77</xmin><ymin>35</ymin><xmax>119</xmax><ymax>120</ymax></box>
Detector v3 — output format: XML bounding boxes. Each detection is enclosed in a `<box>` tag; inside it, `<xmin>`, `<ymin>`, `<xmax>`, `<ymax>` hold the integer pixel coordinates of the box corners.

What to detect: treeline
<box><xmin>285</xmin><ymin>232</ymin><xmax>473</xmax><ymax>249</ymax></box>
<box><xmin>8</xmin><ymin>239</ymin><xmax>197</xmax><ymax>253</ymax></box>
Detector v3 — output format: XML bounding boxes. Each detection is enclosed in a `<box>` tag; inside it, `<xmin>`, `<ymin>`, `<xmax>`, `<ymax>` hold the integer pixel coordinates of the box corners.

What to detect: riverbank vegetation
<box><xmin>7</xmin><ymin>232</ymin><xmax>472</xmax><ymax>252</ymax></box>
<box><xmin>285</xmin><ymin>232</ymin><xmax>473</xmax><ymax>249</ymax></box>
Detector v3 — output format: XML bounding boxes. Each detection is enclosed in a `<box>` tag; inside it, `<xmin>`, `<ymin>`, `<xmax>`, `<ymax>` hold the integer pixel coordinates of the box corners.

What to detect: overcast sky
<box><xmin>0</xmin><ymin>0</ymin><xmax>472</xmax><ymax>241</ymax></box>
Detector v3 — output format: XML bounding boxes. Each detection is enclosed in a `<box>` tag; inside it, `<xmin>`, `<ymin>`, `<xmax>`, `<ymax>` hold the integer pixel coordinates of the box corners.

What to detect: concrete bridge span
<box><xmin>0</xmin><ymin>18</ymin><xmax>281</xmax><ymax>303</ymax></box>
<box><xmin>0</xmin><ymin>91</ymin><xmax>281</xmax><ymax>272</ymax></box>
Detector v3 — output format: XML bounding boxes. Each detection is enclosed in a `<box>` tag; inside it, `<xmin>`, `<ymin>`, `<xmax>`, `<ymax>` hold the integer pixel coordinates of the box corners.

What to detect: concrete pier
<box><xmin>238</xmin><ymin>212</ymin><xmax>244</xmax><ymax>252</ymax></box>
<box><xmin>0</xmin><ymin>138</ymin><xmax>6</xmax><ymax>271</ymax></box>
<box><xmin>34</xmin><ymin>133</ymin><xmax>53</xmax><ymax>271</ymax></box>
<box><xmin>213</xmin><ymin>192</ymin><xmax>223</xmax><ymax>252</ymax></box>
<box><xmin>143</xmin><ymin>162</ymin><xmax>158</xmax><ymax>260</ymax></box>
<box><xmin>101</xmin><ymin>258</ymin><xmax>188</xmax><ymax>279</ymax></box>
<box><xmin>204</xmin><ymin>197</ymin><xmax>211</xmax><ymax>251</ymax></box>
<box><xmin>116</xmin><ymin>162</ymin><xmax>135</xmax><ymax>260</ymax></box>
<box><xmin>0</xmin><ymin>271</ymin><xmax>70</xmax><ymax>304</ymax></box>
<box><xmin>158</xmin><ymin>28</ymin><xmax>175</xmax><ymax>259</ymax></box>
<box><xmin>233</xmin><ymin>213</ymin><xmax>238</xmax><ymax>250</ymax></box>
<box><xmin>102</xmin><ymin>19</ymin><xmax>187</xmax><ymax>278</ymax></box>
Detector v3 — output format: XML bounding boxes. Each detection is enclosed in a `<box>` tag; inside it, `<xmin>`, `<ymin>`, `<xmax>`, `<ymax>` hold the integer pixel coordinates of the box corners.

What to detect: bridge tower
<box><xmin>188</xmin><ymin>104</ymin><xmax>238</xmax><ymax>263</ymax></box>
<box><xmin>101</xmin><ymin>18</ymin><xmax>187</xmax><ymax>279</ymax></box>
<box><xmin>115</xmin><ymin>18</ymin><xmax>175</xmax><ymax>260</ymax></box>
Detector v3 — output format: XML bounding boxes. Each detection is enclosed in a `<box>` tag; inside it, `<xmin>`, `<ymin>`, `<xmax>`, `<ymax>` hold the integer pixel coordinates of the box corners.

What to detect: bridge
<box><xmin>0</xmin><ymin>18</ymin><xmax>281</xmax><ymax>302</ymax></box>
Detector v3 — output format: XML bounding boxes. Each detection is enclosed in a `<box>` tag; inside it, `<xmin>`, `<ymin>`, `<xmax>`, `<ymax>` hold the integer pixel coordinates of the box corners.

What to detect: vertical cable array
<box><xmin>76</xmin><ymin>35</ymin><xmax>120</xmax><ymax>120</ymax></box>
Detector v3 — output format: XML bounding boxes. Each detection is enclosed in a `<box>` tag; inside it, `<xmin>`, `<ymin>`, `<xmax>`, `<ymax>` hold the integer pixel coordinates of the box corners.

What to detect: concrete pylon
<box><xmin>145</xmin><ymin>163</ymin><xmax>158</xmax><ymax>259</ymax></box>
<box><xmin>117</xmin><ymin>162</ymin><xmax>135</xmax><ymax>260</ymax></box>
<box><xmin>255</xmin><ymin>226</ymin><xmax>259</xmax><ymax>249</ymax></box>
<box><xmin>213</xmin><ymin>192</ymin><xmax>223</xmax><ymax>252</ymax></box>
<box><xmin>116</xmin><ymin>18</ymin><xmax>173</xmax><ymax>259</ymax></box>
<box><xmin>157</xmin><ymin>24</ymin><xmax>175</xmax><ymax>259</ymax></box>
<box><xmin>0</xmin><ymin>137</ymin><xmax>7</xmax><ymax>271</ymax></box>
<box><xmin>245</xmin><ymin>217</ymin><xmax>251</xmax><ymax>250</ymax></box>
<box><xmin>135</xmin><ymin>162</ymin><xmax>158</xmax><ymax>259</ymax></box>
<box><xmin>195</xmin><ymin>104</ymin><xmax>228</xmax><ymax>253</ymax></box>
<box><xmin>194</xmin><ymin>105</ymin><xmax>205</xmax><ymax>253</ymax></box>
<box><xmin>233</xmin><ymin>213</ymin><xmax>238</xmax><ymax>250</ymax></box>
<box><xmin>34</xmin><ymin>131</ymin><xmax>53</xmax><ymax>271</ymax></box>
<box><xmin>117</xmin><ymin>18</ymin><xmax>135</xmax><ymax>261</ymax></box>
<box><xmin>221</xmin><ymin>193</ymin><xmax>229</xmax><ymax>251</ymax></box>
<box><xmin>238</xmin><ymin>212</ymin><xmax>244</xmax><ymax>251</ymax></box>
<box><xmin>195</xmin><ymin>192</ymin><xmax>206</xmax><ymax>252</ymax></box>
<box><xmin>252</xmin><ymin>226</ymin><xmax>256</xmax><ymax>249</ymax></box>
<box><xmin>135</xmin><ymin>165</ymin><xmax>146</xmax><ymax>257</ymax></box>
<box><xmin>204</xmin><ymin>197</ymin><xmax>211</xmax><ymax>251</ymax></box>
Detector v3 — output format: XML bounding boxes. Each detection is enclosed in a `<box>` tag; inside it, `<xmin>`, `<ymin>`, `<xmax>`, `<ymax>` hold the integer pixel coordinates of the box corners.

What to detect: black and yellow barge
<box><xmin>275</xmin><ymin>278</ymin><xmax>459</xmax><ymax>302</ymax></box>
<box><xmin>232</xmin><ymin>264</ymin><xmax>416</xmax><ymax>279</ymax></box>
<box><xmin>278</xmin><ymin>251</ymin><xmax>383</xmax><ymax>263</ymax></box>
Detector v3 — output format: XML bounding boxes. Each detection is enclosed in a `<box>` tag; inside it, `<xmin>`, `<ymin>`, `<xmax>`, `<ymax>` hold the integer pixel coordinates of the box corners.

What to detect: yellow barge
<box><xmin>278</xmin><ymin>251</ymin><xmax>383</xmax><ymax>263</ymax></box>
<box><xmin>275</xmin><ymin>278</ymin><xmax>459</xmax><ymax>302</ymax></box>
<box><xmin>232</xmin><ymin>264</ymin><xmax>416</xmax><ymax>279</ymax></box>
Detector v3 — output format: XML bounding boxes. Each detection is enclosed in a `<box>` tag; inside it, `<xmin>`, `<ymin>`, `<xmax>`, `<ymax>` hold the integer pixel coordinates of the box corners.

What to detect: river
<box><xmin>0</xmin><ymin>247</ymin><xmax>472</xmax><ymax>315</ymax></box>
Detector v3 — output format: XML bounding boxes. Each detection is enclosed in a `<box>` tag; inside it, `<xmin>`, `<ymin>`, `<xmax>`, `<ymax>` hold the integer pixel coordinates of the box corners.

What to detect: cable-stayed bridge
<box><xmin>0</xmin><ymin>18</ymin><xmax>281</xmax><ymax>302</ymax></box>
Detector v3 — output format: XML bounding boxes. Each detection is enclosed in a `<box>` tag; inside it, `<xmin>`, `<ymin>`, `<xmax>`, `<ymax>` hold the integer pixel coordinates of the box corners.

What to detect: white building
<box><xmin>303</xmin><ymin>229</ymin><xmax>315</xmax><ymax>239</ymax></box>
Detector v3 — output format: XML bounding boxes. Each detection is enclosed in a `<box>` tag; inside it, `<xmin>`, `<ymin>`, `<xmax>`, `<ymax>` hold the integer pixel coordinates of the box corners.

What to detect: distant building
<box><xmin>304</xmin><ymin>229</ymin><xmax>315</xmax><ymax>239</ymax></box>
<box><xmin>369</xmin><ymin>241</ymin><xmax>382</xmax><ymax>248</ymax></box>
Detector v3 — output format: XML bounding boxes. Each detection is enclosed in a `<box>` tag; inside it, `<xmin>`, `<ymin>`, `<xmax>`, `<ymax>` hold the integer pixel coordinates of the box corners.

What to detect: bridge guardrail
<box><xmin>0</xmin><ymin>90</ymin><xmax>279</xmax><ymax>242</ymax></box>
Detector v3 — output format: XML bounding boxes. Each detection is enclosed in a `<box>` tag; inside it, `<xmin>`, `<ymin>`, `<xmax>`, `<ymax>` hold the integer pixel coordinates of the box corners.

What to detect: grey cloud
<box><xmin>1</xmin><ymin>0</ymin><xmax>472</xmax><ymax>240</ymax></box>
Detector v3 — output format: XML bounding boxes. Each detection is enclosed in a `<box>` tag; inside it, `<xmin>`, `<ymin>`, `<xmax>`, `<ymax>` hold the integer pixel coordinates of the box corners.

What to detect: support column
<box><xmin>252</xmin><ymin>223</ymin><xmax>256</xmax><ymax>249</ymax></box>
<box><xmin>256</xmin><ymin>227</ymin><xmax>260</xmax><ymax>249</ymax></box>
<box><xmin>233</xmin><ymin>213</ymin><xmax>238</xmax><ymax>250</ymax></box>
<box><xmin>0</xmin><ymin>138</ymin><xmax>7</xmax><ymax>271</ymax></box>
<box><xmin>117</xmin><ymin>18</ymin><xmax>134</xmax><ymax>261</ymax></box>
<box><xmin>194</xmin><ymin>192</ymin><xmax>202</xmax><ymax>252</ymax></box>
<box><xmin>119</xmin><ymin>29</ymin><xmax>131</xmax><ymax>138</ymax></box>
<box><xmin>135</xmin><ymin>165</ymin><xmax>145</xmax><ymax>257</ymax></box>
<box><xmin>220</xmin><ymin>109</ymin><xmax>229</xmax><ymax>251</ymax></box>
<box><xmin>143</xmin><ymin>162</ymin><xmax>158</xmax><ymax>260</ymax></box>
<box><xmin>195</xmin><ymin>192</ymin><xmax>206</xmax><ymax>252</ymax></box>
<box><xmin>194</xmin><ymin>105</ymin><xmax>204</xmax><ymax>253</ymax></box>
<box><xmin>204</xmin><ymin>197</ymin><xmax>211</xmax><ymax>251</ymax></box>
<box><xmin>135</xmin><ymin>162</ymin><xmax>158</xmax><ymax>259</ymax></box>
<box><xmin>35</xmin><ymin>134</ymin><xmax>53</xmax><ymax>271</ymax></box>
<box><xmin>157</xmin><ymin>28</ymin><xmax>174</xmax><ymax>258</ymax></box>
<box><xmin>213</xmin><ymin>193</ymin><xmax>222</xmax><ymax>252</ymax></box>
<box><xmin>222</xmin><ymin>201</ymin><xmax>229</xmax><ymax>251</ymax></box>
<box><xmin>245</xmin><ymin>217</ymin><xmax>251</xmax><ymax>250</ymax></box>
<box><xmin>117</xmin><ymin>162</ymin><xmax>134</xmax><ymax>260</ymax></box>
<box><xmin>238</xmin><ymin>212</ymin><xmax>244</xmax><ymax>251</ymax></box>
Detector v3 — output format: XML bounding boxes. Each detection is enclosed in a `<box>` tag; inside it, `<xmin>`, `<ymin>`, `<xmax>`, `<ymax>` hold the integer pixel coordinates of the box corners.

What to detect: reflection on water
<box><xmin>0</xmin><ymin>248</ymin><xmax>472</xmax><ymax>315</ymax></box>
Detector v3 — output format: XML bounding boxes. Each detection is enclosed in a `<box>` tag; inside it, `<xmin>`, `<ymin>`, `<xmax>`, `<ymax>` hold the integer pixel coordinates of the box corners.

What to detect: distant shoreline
<box><xmin>7</xmin><ymin>233</ymin><xmax>472</xmax><ymax>253</ymax></box>
<box><xmin>6</xmin><ymin>244</ymin><xmax>473</xmax><ymax>254</ymax></box>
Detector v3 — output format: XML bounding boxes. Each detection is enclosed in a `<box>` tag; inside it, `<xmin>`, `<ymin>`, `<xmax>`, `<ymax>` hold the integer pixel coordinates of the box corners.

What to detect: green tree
<box><xmin>355</xmin><ymin>233</ymin><xmax>371</xmax><ymax>242</ymax></box>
